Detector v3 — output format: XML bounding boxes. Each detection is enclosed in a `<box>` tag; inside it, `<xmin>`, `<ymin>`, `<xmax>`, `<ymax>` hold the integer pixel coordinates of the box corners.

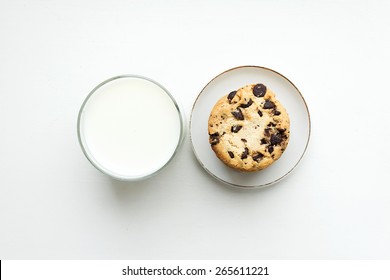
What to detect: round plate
<box><xmin>190</xmin><ymin>66</ymin><xmax>311</xmax><ymax>188</ymax></box>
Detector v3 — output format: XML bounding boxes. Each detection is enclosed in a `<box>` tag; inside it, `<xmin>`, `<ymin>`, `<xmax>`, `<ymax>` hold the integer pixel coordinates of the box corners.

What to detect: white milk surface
<box><xmin>79</xmin><ymin>77</ymin><xmax>182</xmax><ymax>179</ymax></box>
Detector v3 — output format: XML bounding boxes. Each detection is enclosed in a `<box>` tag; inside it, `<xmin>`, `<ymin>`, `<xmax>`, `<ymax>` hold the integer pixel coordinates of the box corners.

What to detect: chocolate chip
<box><xmin>268</xmin><ymin>146</ymin><xmax>274</xmax><ymax>153</ymax></box>
<box><xmin>277</xmin><ymin>128</ymin><xmax>286</xmax><ymax>134</ymax></box>
<box><xmin>241</xmin><ymin>138</ymin><xmax>247</xmax><ymax>143</ymax></box>
<box><xmin>228</xmin><ymin>151</ymin><xmax>234</xmax><ymax>158</ymax></box>
<box><xmin>267</xmin><ymin>122</ymin><xmax>276</xmax><ymax>127</ymax></box>
<box><xmin>263</xmin><ymin>100</ymin><xmax>275</xmax><ymax>109</ymax></box>
<box><xmin>241</xmin><ymin>147</ymin><xmax>249</xmax><ymax>159</ymax></box>
<box><xmin>264</xmin><ymin>128</ymin><xmax>271</xmax><ymax>137</ymax></box>
<box><xmin>227</xmin><ymin>91</ymin><xmax>237</xmax><ymax>103</ymax></box>
<box><xmin>258</xmin><ymin>110</ymin><xmax>263</xmax><ymax>117</ymax></box>
<box><xmin>231</xmin><ymin>125</ymin><xmax>242</xmax><ymax>133</ymax></box>
<box><xmin>252</xmin><ymin>153</ymin><xmax>264</xmax><ymax>162</ymax></box>
<box><xmin>270</xmin><ymin>133</ymin><xmax>283</xmax><ymax>146</ymax></box>
<box><xmin>253</xmin><ymin>84</ymin><xmax>266</xmax><ymax>97</ymax></box>
<box><xmin>274</xmin><ymin>110</ymin><xmax>281</xmax><ymax>115</ymax></box>
<box><xmin>209</xmin><ymin>132</ymin><xmax>220</xmax><ymax>145</ymax></box>
<box><xmin>261</xmin><ymin>138</ymin><xmax>267</xmax><ymax>145</ymax></box>
<box><xmin>231</xmin><ymin>108</ymin><xmax>244</xmax><ymax>120</ymax></box>
<box><xmin>239</xmin><ymin>99</ymin><xmax>253</xmax><ymax>108</ymax></box>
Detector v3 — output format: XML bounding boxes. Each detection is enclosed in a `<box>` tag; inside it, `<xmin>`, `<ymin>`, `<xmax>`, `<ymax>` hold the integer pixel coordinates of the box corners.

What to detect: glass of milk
<box><xmin>77</xmin><ymin>75</ymin><xmax>185</xmax><ymax>181</ymax></box>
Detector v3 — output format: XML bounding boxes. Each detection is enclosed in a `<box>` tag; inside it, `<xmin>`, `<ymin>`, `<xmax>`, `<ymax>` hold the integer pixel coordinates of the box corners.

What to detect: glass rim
<box><xmin>77</xmin><ymin>74</ymin><xmax>186</xmax><ymax>181</ymax></box>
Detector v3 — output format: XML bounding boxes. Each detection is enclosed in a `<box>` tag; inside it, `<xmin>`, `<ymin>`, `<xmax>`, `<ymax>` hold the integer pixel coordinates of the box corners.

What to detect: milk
<box><xmin>78</xmin><ymin>76</ymin><xmax>183</xmax><ymax>180</ymax></box>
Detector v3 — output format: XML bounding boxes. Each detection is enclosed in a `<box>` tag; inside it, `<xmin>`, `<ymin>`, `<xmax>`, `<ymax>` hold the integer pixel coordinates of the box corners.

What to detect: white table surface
<box><xmin>1</xmin><ymin>0</ymin><xmax>389</xmax><ymax>259</ymax></box>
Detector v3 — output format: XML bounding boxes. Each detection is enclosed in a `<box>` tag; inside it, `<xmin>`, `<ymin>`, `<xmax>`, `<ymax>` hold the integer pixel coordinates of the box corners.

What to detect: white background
<box><xmin>1</xmin><ymin>0</ymin><xmax>389</xmax><ymax>259</ymax></box>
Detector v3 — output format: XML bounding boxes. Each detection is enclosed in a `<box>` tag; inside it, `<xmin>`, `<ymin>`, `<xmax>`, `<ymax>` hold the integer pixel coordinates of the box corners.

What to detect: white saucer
<box><xmin>190</xmin><ymin>66</ymin><xmax>311</xmax><ymax>188</ymax></box>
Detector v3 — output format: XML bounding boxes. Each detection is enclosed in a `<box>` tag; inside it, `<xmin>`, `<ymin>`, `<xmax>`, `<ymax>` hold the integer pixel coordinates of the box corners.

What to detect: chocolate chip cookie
<box><xmin>208</xmin><ymin>83</ymin><xmax>290</xmax><ymax>172</ymax></box>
